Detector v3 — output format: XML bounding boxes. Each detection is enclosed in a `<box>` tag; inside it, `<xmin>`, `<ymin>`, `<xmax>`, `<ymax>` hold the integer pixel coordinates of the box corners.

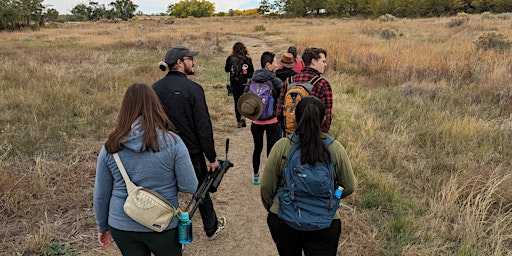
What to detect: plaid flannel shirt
<box><xmin>277</xmin><ymin>67</ymin><xmax>332</xmax><ymax>133</ymax></box>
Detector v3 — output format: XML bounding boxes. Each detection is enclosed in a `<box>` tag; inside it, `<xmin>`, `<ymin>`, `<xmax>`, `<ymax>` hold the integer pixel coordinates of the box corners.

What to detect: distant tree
<box><xmin>71</xmin><ymin>4</ymin><xmax>89</xmax><ymax>20</ymax></box>
<box><xmin>0</xmin><ymin>0</ymin><xmax>23</xmax><ymax>30</ymax></box>
<box><xmin>168</xmin><ymin>0</ymin><xmax>215</xmax><ymax>18</ymax></box>
<box><xmin>109</xmin><ymin>0</ymin><xmax>138</xmax><ymax>20</ymax></box>
<box><xmin>284</xmin><ymin>0</ymin><xmax>307</xmax><ymax>16</ymax></box>
<box><xmin>46</xmin><ymin>8</ymin><xmax>59</xmax><ymax>21</ymax></box>
<box><xmin>258</xmin><ymin>0</ymin><xmax>272</xmax><ymax>14</ymax></box>
<box><xmin>325</xmin><ymin>0</ymin><xmax>343</xmax><ymax>16</ymax></box>
<box><xmin>309</xmin><ymin>0</ymin><xmax>326</xmax><ymax>15</ymax></box>
<box><xmin>19</xmin><ymin>0</ymin><xmax>44</xmax><ymax>26</ymax></box>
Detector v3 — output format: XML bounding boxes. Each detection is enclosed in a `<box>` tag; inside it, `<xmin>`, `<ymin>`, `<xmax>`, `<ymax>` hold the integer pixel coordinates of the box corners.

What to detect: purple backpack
<box><xmin>248</xmin><ymin>80</ymin><xmax>274</xmax><ymax>120</ymax></box>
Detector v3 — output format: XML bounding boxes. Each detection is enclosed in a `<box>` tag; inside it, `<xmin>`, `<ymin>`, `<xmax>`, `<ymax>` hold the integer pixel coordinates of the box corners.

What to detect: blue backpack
<box><xmin>277</xmin><ymin>135</ymin><xmax>339</xmax><ymax>231</ymax></box>
<box><xmin>248</xmin><ymin>80</ymin><xmax>274</xmax><ymax>120</ymax></box>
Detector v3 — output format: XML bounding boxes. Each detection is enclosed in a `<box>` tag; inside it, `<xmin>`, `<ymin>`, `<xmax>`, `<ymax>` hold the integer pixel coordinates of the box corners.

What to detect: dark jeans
<box><xmin>109</xmin><ymin>226</ymin><xmax>182</xmax><ymax>256</ymax></box>
<box><xmin>190</xmin><ymin>153</ymin><xmax>219</xmax><ymax>237</ymax></box>
<box><xmin>267</xmin><ymin>213</ymin><xmax>341</xmax><ymax>256</ymax></box>
<box><xmin>250</xmin><ymin>122</ymin><xmax>280</xmax><ymax>174</ymax></box>
<box><xmin>232</xmin><ymin>83</ymin><xmax>245</xmax><ymax>122</ymax></box>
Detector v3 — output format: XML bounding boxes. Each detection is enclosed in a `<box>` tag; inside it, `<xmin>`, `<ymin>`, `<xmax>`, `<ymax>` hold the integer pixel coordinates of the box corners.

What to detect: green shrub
<box><xmin>481</xmin><ymin>12</ymin><xmax>512</xmax><ymax>20</ymax></box>
<box><xmin>448</xmin><ymin>17</ymin><xmax>466</xmax><ymax>27</ymax></box>
<box><xmin>474</xmin><ymin>31</ymin><xmax>512</xmax><ymax>52</ymax></box>
<box><xmin>44</xmin><ymin>243</ymin><xmax>73</xmax><ymax>256</ymax></box>
<box><xmin>380</xmin><ymin>27</ymin><xmax>398</xmax><ymax>40</ymax></box>
<box><xmin>254</xmin><ymin>25</ymin><xmax>265</xmax><ymax>31</ymax></box>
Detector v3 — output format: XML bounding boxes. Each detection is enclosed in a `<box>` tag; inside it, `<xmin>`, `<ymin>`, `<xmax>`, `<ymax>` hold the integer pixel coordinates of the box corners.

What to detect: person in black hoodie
<box><xmin>152</xmin><ymin>45</ymin><xmax>226</xmax><ymax>241</ymax></box>
<box><xmin>276</xmin><ymin>52</ymin><xmax>297</xmax><ymax>83</ymax></box>
<box><xmin>225</xmin><ymin>42</ymin><xmax>255</xmax><ymax>128</ymax></box>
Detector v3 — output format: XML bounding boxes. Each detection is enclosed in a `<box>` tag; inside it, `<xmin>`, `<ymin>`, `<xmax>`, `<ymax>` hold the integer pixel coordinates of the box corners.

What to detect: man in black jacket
<box><xmin>152</xmin><ymin>45</ymin><xmax>225</xmax><ymax>240</ymax></box>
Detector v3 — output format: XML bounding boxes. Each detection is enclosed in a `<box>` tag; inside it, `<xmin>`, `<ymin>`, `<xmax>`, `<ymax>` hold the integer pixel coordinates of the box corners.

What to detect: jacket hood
<box><xmin>252</xmin><ymin>68</ymin><xmax>276</xmax><ymax>82</ymax></box>
<box><xmin>122</xmin><ymin>117</ymin><xmax>170</xmax><ymax>152</ymax></box>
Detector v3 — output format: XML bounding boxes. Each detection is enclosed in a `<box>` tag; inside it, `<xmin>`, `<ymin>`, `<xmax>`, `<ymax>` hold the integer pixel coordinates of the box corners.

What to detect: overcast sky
<box><xmin>43</xmin><ymin>0</ymin><xmax>261</xmax><ymax>15</ymax></box>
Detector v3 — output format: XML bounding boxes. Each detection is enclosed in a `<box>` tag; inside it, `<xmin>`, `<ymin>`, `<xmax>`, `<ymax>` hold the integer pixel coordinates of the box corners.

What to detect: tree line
<box><xmin>2</xmin><ymin>0</ymin><xmax>512</xmax><ymax>31</ymax></box>
<box><xmin>0</xmin><ymin>0</ymin><xmax>138</xmax><ymax>31</ymax></box>
<box><xmin>259</xmin><ymin>0</ymin><xmax>512</xmax><ymax>17</ymax></box>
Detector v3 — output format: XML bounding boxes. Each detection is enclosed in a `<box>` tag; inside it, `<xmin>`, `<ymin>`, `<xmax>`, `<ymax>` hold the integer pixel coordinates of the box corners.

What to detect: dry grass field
<box><xmin>1</xmin><ymin>14</ymin><xmax>511</xmax><ymax>255</ymax></box>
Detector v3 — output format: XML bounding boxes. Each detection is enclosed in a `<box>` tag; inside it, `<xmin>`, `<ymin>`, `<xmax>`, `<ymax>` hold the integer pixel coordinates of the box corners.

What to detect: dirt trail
<box><xmin>181</xmin><ymin>35</ymin><xmax>285</xmax><ymax>256</ymax></box>
<box><xmin>98</xmin><ymin>35</ymin><xmax>288</xmax><ymax>256</ymax></box>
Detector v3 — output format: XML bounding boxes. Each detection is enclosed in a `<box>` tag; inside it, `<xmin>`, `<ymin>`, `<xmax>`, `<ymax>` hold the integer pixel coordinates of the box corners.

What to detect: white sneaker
<box><xmin>207</xmin><ymin>217</ymin><xmax>226</xmax><ymax>241</ymax></box>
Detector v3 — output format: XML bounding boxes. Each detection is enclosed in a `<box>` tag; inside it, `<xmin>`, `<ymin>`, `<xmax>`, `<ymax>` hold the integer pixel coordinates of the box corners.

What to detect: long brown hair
<box><xmin>231</xmin><ymin>42</ymin><xmax>250</xmax><ymax>59</ymax></box>
<box><xmin>294</xmin><ymin>96</ymin><xmax>331</xmax><ymax>165</ymax></box>
<box><xmin>105</xmin><ymin>83</ymin><xmax>174</xmax><ymax>153</ymax></box>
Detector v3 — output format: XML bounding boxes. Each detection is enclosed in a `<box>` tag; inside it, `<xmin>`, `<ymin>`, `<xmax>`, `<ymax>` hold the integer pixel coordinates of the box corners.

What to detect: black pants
<box><xmin>190</xmin><ymin>153</ymin><xmax>219</xmax><ymax>237</ymax></box>
<box><xmin>267</xmin><ymin>213</ymin><xmax>341</xmax><ymax>256</ymax></box>
<box><xmin>250</xmin><ymin>122</ymin><xmax>280</xmax><ymax>174</ymax></box>
<box><xmin>232</xmin><ymin>83</ymin><xmax>245</xmax><ymax>122</ymax></box>
<box><xmin>109</xmin><ymin>226</ymin><xmax>182</xmax><ymax>256</ymax></box>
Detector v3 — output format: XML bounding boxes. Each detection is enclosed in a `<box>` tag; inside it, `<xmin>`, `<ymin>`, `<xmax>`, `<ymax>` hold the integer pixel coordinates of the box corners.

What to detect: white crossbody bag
<box><xmin>113</xmin><ymin>153</ymin><xmax>177</xmax><ymax>232</ymax></box>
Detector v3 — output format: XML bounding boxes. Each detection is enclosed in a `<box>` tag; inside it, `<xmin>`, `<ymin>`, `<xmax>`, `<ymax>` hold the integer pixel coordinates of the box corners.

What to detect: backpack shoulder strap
<box><xmin>322</xmin><ymin>136</ymin><xmax>335</xmax><ymax>147</ymax></box>
<box><xmin>282</xmin><ymin>135</ymin><xmax>299</xmax><ymax>165</ymax></box>
<box><xmin>309</xmin><ymin>75</ymin><xmax>322</xmax><ymax>86</ymax></box>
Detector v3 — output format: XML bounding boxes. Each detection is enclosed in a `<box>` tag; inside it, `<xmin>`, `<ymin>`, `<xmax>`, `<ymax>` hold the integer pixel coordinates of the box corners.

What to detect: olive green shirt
<box><xmin>260</xmin><ymin>134</ymin><xmax>356</xmax><ymax>219</ymax></box>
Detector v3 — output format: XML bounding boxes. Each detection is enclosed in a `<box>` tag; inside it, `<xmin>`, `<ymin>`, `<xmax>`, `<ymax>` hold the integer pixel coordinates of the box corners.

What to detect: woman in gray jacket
<box><xmin>94</xmin><ymin>83</ymin><xmax>198</xmax><ymax>255</ymax></box>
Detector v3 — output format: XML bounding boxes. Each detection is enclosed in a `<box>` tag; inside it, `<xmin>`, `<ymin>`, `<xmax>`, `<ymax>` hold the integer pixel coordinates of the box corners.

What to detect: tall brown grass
<box><xmin>1</xmin><ymin>15</ymin><xmax>511</xmax><ymax>255</ymax></box>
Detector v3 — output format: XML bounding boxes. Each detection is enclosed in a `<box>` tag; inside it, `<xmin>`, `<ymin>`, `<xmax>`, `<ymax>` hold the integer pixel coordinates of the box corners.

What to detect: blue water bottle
<box><xmin>178</xmin><ymin>211</ymin><xmax>193</xmax><ymax>244</ymax></box>
<box><xmin>335</xmin><ymin>186</ymin><xmax>344</xmax><ymax>199</ymax></box>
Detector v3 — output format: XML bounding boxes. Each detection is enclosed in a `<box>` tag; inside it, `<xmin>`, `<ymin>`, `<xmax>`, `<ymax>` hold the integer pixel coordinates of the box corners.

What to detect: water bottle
<box><xmin>178</xmin><ymin>211</ymin><xmax>193</xmax><ymax>244</ymax></box>
<box><xmin>335</xmin><ymin>186</ymin><xmax>344</xmax><ymax>199</ymax></box>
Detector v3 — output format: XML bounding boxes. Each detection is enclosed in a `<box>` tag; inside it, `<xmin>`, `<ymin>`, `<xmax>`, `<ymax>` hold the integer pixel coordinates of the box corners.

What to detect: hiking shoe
<box><xmin>207</xmin><ymin>217</ymin><xmax>226</xmax><ymax>241</ymax></box>
<box><xmin>252</xmin><ymin>174</ymin><xmax>260</xmax><ymax>185</ymax></box>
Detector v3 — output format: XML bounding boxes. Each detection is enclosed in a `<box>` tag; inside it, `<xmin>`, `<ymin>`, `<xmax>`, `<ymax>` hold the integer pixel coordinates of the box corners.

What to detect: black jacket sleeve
<box><xmin>225</xmin><ymin>56</ymin><xmax>232</xmax><ymax>73</ymax></box>
<box><xmin>193</xmin><ymin>85</ymin><xmax>217</xmax><ymax>163</ymax></box>
<box><xmin>246</xmin><ymin>58</ymin><xmax>255</xmax><ymax>78</ymax></box>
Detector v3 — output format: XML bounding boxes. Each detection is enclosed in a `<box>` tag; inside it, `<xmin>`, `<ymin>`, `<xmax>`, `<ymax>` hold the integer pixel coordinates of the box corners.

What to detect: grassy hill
<box><xmin>1</xmin><ymin>15</ymin><xmax>511</xmax><ymax>255</ymax></box>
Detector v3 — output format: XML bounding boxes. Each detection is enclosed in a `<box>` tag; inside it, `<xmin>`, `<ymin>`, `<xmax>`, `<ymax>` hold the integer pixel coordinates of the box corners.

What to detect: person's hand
<box><xmin>209</xmin><ymin>160</ymin><xmax>219</xmax><ymax>172</ymax></box>
<box><xmin>98</xmin><ymin>231</ymin><xmax>112</xmax><ymax>248</ymax></box>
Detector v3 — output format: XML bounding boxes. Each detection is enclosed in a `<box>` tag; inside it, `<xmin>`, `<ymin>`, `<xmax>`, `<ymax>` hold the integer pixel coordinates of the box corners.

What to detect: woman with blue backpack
<box><xmin>260</xmin><ymin>96</ymin><xmax>356</xmax><ymax>256</ymax></box>
<box><xmin>237</xmin><ymin>51</ymin><xmax>282</xmax><ymax>185</ymax></box>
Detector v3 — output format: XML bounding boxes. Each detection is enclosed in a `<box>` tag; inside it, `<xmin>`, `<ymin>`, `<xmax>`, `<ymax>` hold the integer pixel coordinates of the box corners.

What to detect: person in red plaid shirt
<box><xmin>277</xmin><ymin>47</ymin><xmax>332</xmax><ymax>134</ymax></box>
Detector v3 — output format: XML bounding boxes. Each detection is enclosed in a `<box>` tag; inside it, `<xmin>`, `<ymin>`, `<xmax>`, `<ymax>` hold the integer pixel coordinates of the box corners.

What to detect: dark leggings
<box><xmin>232</xmin><ymin>83</ymin><xmax>245</xmax><ymax>122</ymax></box>
<box><xmin>250</xmin><ymin>122</ymin><xmax>280</xmax><ymax>174</ymax></box>
<box><xmin>109</xmin><ymin>226</ymin><xmax>182</xmax><ymax>256</ymax></box>
<box><xmin>267</xmin><ymin>213</ymin><xmax>341</xmax><ymax>256</ymax></box>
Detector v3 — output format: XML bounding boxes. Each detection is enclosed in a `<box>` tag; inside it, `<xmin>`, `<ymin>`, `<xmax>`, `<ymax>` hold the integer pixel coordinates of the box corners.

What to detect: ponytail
<box><xmin>294</xmin><ymin>96</ymin><xmax>330</xmax><ymax>165</ymax></box>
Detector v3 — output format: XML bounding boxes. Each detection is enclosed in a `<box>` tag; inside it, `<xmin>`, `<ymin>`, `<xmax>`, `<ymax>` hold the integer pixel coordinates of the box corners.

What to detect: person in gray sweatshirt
<box><xmin>94</xmin><ymin>83</ymin><xmax>198</xmax><ymax>255</ymax></box>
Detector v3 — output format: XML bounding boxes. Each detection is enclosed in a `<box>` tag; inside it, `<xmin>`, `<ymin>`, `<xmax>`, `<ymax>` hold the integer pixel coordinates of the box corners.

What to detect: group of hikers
<box><xmin>93</xmin><ymin>42</ymin><xmax>357</xmax><ymax>256</ymax></box>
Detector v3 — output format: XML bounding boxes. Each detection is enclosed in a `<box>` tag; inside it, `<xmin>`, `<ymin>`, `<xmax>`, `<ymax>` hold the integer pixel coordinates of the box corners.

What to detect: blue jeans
<box><xmin>267</xmin><ymin>212</ymin><xmax>341</xmax><ymax>256</ymax></box>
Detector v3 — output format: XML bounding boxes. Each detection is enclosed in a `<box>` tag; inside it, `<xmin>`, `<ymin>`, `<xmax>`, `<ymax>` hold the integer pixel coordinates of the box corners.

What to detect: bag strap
<box><xmin>309</xmin><ymin>75</ymin><xmax>321</xmax><ymax>85</ymax></box>
<box><xmin>113</xmin><ymin>153</ymin><xmax>137</xmax><ymax>193</ymax></box>
<box><xmin>287</xmin><ymin>76</ymin><xmax>293</xmax><ymax>85</ymax></box>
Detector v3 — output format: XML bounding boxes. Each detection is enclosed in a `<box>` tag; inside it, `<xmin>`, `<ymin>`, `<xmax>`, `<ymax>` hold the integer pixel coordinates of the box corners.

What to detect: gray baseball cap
<box><xmin>165</xmin><ymin>45</ymin><xmax>199</xmax><ymax>65</ymax></box>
